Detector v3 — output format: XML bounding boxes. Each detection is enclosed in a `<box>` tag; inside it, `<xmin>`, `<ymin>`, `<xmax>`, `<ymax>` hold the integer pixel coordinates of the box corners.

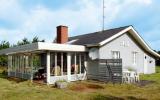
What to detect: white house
<box><xmin>0</xmin><ymin>25</ymin><xmax>159</xmax><ymax>84</ymax></box>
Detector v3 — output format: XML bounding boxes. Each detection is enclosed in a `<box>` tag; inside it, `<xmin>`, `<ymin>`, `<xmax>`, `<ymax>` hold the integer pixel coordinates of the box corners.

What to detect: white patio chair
<box><xmin>123</xmin><ymin>70</ymin><xmax>140</xmax><ymax>83</ymax></box>
<box><xmin>123</xmin><ymin>71</ymin><xmax>131</xmax><ymax>83</ymax></box>
<box><xmin>134</xmin><ymin>72</ymin><xmax>139</xmax><ymax>82</ymax></box>
<box><xmin>130</xmin><ymin>71</ymin><xmax>136</xmax><ymax>83</ymax></box>
<box><xmin>122</xmin><ymin>72</ymin><xmax>128</xmax><ymax>83</ymax></box>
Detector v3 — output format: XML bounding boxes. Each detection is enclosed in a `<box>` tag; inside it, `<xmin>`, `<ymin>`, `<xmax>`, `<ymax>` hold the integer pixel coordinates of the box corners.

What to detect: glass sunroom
<box><xmin>0</xmin><ymin>42</ymin><xmax>87</xmax><ymax>84</ymax></box>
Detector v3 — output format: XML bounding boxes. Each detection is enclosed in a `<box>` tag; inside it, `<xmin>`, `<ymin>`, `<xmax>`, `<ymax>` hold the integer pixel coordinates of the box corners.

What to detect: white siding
<box><xmin>99</xmin><ymin>33</ymin><xmax>155</xmax><ymax>74</ymax></box>
<box><xmin>144</xmin><ymin>53</ymin><xmax>155</xmax><ymax>74</ymax></box>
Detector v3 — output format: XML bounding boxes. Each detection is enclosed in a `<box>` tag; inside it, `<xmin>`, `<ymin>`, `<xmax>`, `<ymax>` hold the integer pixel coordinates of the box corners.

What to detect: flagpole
<box><xmin>102</xmin><ymin>0</ymin><xmax>105</xmax><ymax>32</ymax></box>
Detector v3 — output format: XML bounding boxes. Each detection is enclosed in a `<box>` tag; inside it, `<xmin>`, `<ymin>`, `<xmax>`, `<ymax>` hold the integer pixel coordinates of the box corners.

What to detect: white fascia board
<box><xmin>38</xmin><ymin>42</ymin><xmax>87</xmax><ymax>52</ymax></box>
<box><xmin>99</xmin><ymin>26</ymin><xmax>160</xmax><ymax>58</ymax></box>
<box><xmin>129</xmin><ymin>27</ymin><xmax>160</xmax><ymax>58</ymax></box>
<box><xmin>99</xmin><ymin>26</ymin><xmax>132</xmax><ymax>46</ymax></box>
<box><xmin>0</xmin><ymin>42</ymin><xmax>87</xmax><ymax>55</ymax></box>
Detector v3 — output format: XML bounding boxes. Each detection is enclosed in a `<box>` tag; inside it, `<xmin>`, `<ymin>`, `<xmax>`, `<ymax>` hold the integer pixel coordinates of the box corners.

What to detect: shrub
<box><xmin>126</xmin><ymin>67</ymin><xmax>136</xmax><ymax>72</ymax></box>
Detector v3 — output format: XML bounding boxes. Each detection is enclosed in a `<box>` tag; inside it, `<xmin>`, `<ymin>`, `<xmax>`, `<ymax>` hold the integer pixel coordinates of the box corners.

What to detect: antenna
<box><xmin>102</xmin><ymin>0</ymin><xmax>105</xmax><ymax>32</ymax></box>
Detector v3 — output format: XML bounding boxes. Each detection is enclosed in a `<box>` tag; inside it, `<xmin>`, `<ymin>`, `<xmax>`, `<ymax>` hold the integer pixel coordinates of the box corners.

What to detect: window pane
<box><xmin>133</xmin><ymin>52</ymin><xmax>137</xmax><ymax>64</ymax></box>
<box><xmin>50</xmin><ymin>53</ymin><xmax>55</xmax><ymax>76</ymax></box>
<box><xmin>112</xmin><ymin>51</ymin><xmax>120</xmax><ymax>59</ymax></box>
<box><xmin>63</xmin><ymin>53</ymin><xmax>67</xmax><ymax>75</ymax></box>
<box><xmin>76</xmin><ymin>54</ymin><xmax>80</xmax><ymax>74</ymax></box>
<box><xmin>81</xmin><ymin>54</ymin><xmax>85</xmax><ymax>73</ymax></box>
<box><xmin>71</xmin><ymin>53</ymin><xmax>75</xmax><ymax>74</ymax></box>
<box><xmin>57</xmin><ymin>53</ymin><xmax>61</xmax><ymax>76</ymax></box>
<box><xmin>50</xmin><ymin>52</ymin><xmax>66</xmax><ymax>76</ymax></box>
<box><xmin>33</xmin><ymin>55</ymin><xmax>41</xmax><ymax>70</ymax></box>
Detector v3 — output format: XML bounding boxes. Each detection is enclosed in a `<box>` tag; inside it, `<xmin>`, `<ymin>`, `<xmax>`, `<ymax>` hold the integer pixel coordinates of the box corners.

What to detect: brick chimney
<box><xmin>56</xmin><ymin>25</ymin><xmax>68</xmax><ymax>44</ymax></box>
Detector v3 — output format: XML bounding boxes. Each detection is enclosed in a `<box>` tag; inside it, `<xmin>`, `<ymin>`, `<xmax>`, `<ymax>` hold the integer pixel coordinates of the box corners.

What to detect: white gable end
<box><xmin>99</xmin><ymin>26</ymin><xmax>160</xmax><ymax>58</ymax></box>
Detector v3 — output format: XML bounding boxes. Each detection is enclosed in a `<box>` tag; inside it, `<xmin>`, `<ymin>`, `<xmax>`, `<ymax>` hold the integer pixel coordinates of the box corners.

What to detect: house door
<box><xmin>144</xmin><ymin>54</ymin><xmax>148</xmax><ymax>74</ymax></box>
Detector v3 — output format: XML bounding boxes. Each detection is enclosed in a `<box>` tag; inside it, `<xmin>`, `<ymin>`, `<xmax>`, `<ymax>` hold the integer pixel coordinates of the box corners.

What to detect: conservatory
<box><xmin>0</xmin><ymin>42</ymin><xmax>87</xmax><ymax>84</ymax></box>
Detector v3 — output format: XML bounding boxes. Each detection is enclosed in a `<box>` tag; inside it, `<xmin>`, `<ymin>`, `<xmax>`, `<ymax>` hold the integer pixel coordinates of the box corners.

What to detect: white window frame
<box><xmin>112</xmin><ymin>51</ymin><xmax>120</xmax><ymax>59</ymax></box>
<box><xmin>133</xmin><ymin>52</ymin><xmax>137</xmax><ymax>65</ymax></box>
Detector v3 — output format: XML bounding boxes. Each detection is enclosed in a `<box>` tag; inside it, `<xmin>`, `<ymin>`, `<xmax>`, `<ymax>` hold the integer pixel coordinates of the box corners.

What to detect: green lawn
<box><xmin>0</xmin><ymin>67</ymin><xmax>160</xmax><ymax>100</ymax></box>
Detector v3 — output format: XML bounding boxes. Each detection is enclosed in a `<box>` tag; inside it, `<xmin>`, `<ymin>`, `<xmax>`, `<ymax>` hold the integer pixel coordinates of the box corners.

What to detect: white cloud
<box><xmin>0</xmin><ymin>0</ymin><xmax>156</xmax><ymax>48</ymax></box>
<box><xmin>137</xmin><ymin>0</ymin><xmax>152</xmax><ymax>5</ymax></box>
<box><xmin>102</xmin><ymin>0</ymin><xmax>153</xmax><ymax>24</ymax></box>
<box><xmin>0</xmin><ymin>0</ymin><xmax>27</xmax><ymax>23</ymax></box>
<box><xmin>0</xmin><ymin>28</ymin><xmax>26</xmax><ymax>43</ymax></box>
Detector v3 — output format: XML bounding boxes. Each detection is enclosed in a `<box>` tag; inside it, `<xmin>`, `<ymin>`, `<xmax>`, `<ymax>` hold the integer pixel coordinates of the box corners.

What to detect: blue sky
<box><xmin>0</xmin><ymin>0</ymin><xmax>160</xmax><ymax>50</ymax></box>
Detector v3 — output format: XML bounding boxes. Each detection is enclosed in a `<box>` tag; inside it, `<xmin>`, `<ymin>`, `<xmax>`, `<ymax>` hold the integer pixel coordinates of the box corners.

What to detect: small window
<box><xmin>133</xmin><ymin>52</ymin><xmax>137</xmax><ymax>65</ymax></box>
<box><xmin>112</xmin><ymin>51</ymin><xmax>120</xmax><ymax>59</ymax></box>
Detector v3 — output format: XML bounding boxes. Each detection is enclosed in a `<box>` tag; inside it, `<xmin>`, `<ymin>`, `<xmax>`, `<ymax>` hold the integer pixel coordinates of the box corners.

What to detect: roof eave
<box><xmin>86</xmin><ymin>44</ymin><xmax>100</xmax><ymax>47</ymax></box>
<box><xmin>0</xmin><ymin>42</ymin><xmax>87</xmax><ymax>55</ymax></box>
<box><xmin>98</xmin><ymin>26</ymin><xmax>160</xmax><ymax>58</ymax></box>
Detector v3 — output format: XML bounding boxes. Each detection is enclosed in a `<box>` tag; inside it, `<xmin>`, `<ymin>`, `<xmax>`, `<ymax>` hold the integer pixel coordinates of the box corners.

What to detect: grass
<box><xmin>0</xmin><ymin>66</ymin><xmax>160</xmax><ymax>100</ymax></box>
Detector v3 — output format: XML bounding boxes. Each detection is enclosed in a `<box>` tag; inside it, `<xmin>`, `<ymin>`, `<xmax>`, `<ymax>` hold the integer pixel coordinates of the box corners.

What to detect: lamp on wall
<box><xmin>145</xmin><ymin>56</ymin><xmax>147</xmax><ymax>59</ymax></box>
<box><xmin>149</xmin><ymin>60</ymin><xmax>153</xmax><ymax>63</ymax></box>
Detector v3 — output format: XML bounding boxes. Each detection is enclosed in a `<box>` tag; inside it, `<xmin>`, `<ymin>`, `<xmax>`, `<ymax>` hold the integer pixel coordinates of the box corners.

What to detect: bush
<box><xmin>126</xmin><ymin>67</ymin><xmax>136</xmax><ymax>71</ymax></box>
